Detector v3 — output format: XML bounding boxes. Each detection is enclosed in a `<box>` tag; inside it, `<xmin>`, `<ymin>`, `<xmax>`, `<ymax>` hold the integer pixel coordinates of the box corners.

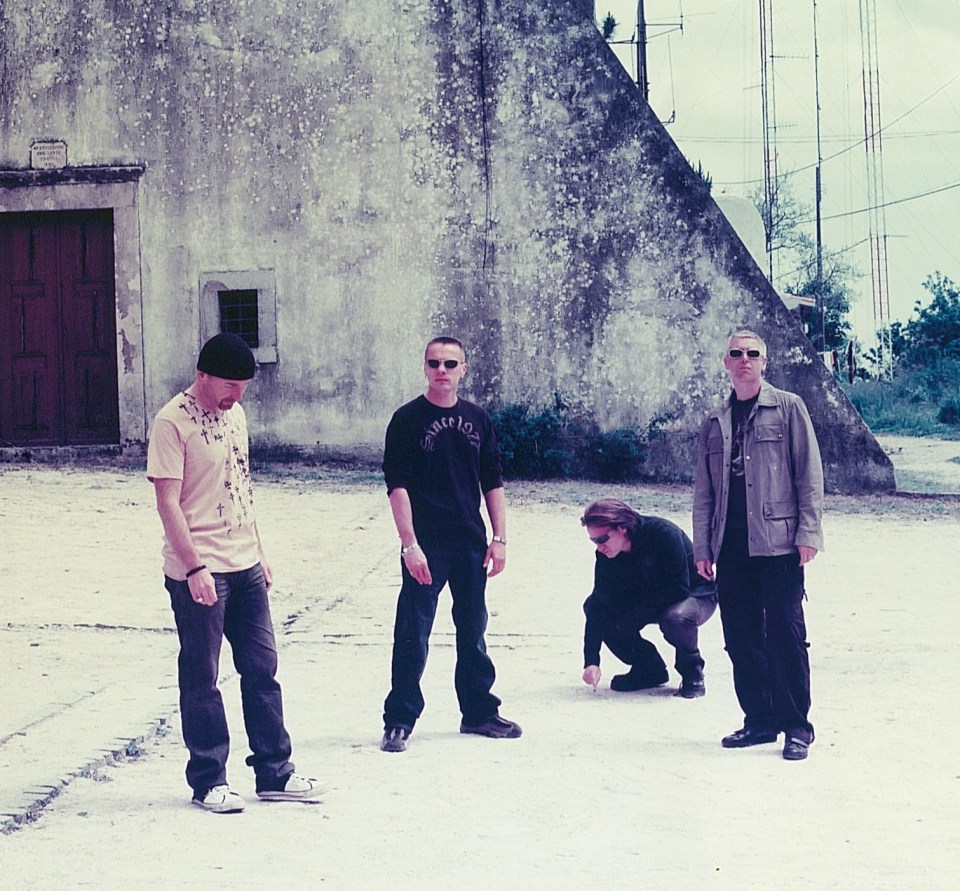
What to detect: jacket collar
<box><xmin>727</xmin><ymin>379</ymin><xmax>776</xmax><ymax>408</ymax></box>
<box><xmin>709</xmin><ymin>380</ymin><xmax>775</xmax><ymax>420</ymax></box>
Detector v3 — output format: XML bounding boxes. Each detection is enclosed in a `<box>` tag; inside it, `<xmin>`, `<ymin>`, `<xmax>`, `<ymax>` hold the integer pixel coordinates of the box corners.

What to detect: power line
<box><xmin>707</xmin><ymin>72</ymin><xmax>960</xmax><ymax>187</ymax></box>
<box><xmin>683</xmin><ymin>129</ymin><xmax>960</xmax><ymax>146</ymax></box>
<box><xmin>807</xmin><ymin>178</ymin><xmax>960</xmax><ymax>223</ymax></box>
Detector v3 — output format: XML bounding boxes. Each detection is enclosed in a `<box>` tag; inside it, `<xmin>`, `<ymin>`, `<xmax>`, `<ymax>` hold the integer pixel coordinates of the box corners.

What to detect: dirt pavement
<box><xmin>1</xmin><ymin>465</ymin><xmax>390</xmax><ymax>831</ymax></box>
<box><xmin>1</xmin><ymin>438</ymin><xmax>959</xmax><ymax>888</ymax></box>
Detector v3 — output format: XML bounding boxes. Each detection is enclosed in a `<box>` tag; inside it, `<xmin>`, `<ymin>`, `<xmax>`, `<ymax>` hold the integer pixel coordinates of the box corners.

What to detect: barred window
<box><xmin>200</xmin><ymin>269</ymin><xmax>277</xmax><ymax>364</ymax></box>
<box><xmin>218</xmin><ymin>289</ymin><xmax>260</xmax><ymax>348</ymax></box>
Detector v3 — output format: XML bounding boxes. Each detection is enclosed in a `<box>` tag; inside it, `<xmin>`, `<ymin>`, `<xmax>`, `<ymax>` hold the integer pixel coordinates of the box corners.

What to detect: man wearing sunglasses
<box><xmin>579</xmin><ymin>499</ymin><xmax>717</xmax><ymax>698</ymax></box>
<box><xmin>379</xmin><ymin>336</ymin><xmax>521</xmax><ymax>752</ymax></box>
<box><xmin>693</xmin><ymin>330</ymin><xmax>824</xmax><ymax>761</ymax></box>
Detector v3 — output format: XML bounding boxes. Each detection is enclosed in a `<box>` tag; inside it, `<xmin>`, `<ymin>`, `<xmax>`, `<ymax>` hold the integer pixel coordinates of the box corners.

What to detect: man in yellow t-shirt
<box><xmin>147</xmin><ymin>332</ymin><xmax>323</xmax><ymax>813</ymax></box>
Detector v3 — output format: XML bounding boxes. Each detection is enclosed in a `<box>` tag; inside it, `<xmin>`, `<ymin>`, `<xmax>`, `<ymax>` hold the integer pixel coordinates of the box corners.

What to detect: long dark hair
<box><xmin>579</xmin><ymin>498</ymin><xmax>641</xmax><ymax>533</ymax></box>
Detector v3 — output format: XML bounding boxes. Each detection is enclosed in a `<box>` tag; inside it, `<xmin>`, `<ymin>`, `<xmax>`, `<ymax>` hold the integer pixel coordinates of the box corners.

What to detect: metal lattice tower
<box><xmin>758</xmin><ymin>0</ymin><xmax>780</xmax><ymax>285</ymax></box>
<box><xmin>859</xmin><ymin>0</ymin><xmax>893</xmax><ymax>379</ymax></box>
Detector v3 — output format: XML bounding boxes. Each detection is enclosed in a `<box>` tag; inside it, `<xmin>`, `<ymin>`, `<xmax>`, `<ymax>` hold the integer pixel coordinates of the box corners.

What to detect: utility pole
<box><xmin>758</xmin><ymin>0</ymin><xmax>779</xmax><ymax>285</ymax></box>
<box><xmin>859</xmin><ymin>0</ymin><xmax>893</xmax><ymax>380</ymax></box>
<box><xmin>813</xmin><ymin>0</ymin><xmax>825</xmax><ymax>353</ymax></box>
<box><xmin>599</xmin><ymin>3</ymin><xmax>682</xmax><ymax>109</ymax></box>
<box><xmin>637</xmin><ymin>1</ymin><xmax>649</xmax><ymax>101</ymax></box>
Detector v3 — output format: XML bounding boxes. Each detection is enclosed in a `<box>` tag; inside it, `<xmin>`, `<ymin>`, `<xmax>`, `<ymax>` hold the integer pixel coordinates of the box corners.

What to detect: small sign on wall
<box><xmin>30</xmin><ymin>139</ymin><xmax>68</xmax><ymax>169</ymax></box>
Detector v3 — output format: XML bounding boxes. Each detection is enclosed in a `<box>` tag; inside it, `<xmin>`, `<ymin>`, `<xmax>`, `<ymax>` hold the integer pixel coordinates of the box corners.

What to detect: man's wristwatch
<box><xmin>491</xmin><ymin>535</ymin><xmax>507</xmax><ymax>545</ymax></box>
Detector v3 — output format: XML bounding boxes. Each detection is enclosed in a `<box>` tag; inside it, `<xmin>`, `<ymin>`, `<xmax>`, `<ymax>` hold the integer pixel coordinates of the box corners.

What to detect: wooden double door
<box><xmin>0</xmin><ymin>210</ymin><xmax>120</xmax><ymax>447</ymax></box>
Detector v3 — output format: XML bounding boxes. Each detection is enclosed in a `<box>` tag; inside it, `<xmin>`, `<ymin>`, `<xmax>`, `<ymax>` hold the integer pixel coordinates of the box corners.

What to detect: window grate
<box><xmin>218</xmin><ymin>289</ymin><xmax>259</xmax><ymax>348</ymax></box>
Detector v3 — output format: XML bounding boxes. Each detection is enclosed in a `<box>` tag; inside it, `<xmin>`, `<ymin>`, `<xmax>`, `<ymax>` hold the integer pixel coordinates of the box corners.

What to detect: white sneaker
<box><xmin>256</xmin><ymin>773</ymin><xmax>327</xmax><ymax>801</ymax></box>
<box><xmin>192</xmin><ymin>784</ymin><xmax>245</xmax><ymax>814</ymax></box>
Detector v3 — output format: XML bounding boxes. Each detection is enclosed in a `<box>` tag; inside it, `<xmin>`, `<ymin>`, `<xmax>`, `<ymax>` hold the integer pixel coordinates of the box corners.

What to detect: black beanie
<box><xmin>197</xmin><ymin>333</ymin><xmax>256</xmax><ymax>381</ymax></box>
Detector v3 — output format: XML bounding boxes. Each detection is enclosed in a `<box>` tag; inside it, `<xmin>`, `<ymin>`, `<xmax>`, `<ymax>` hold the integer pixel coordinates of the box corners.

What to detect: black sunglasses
<box><xmin>728</xmin><ymin>348</ymin><xmax>763</xmax><ymax>359</ymax></box>
<box><xmin>426</xmin><ymin>359</ymin><xmax>462</xmax><ymax>369</ymax></box>
<box><xmin>589</xmin><ymin>532</ymin><xmax>611</xmax><ymax>545</ymax></box>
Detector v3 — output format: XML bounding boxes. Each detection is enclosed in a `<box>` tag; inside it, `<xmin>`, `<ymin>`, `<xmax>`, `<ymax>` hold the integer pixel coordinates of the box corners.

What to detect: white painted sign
<box><xmin>30</xmin><ymin>140</ymin><xmax>68</xmax><ymax>169</ymax></box>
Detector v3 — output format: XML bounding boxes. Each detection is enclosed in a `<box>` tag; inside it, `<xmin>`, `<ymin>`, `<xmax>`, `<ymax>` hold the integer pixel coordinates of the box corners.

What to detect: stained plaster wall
<box><xmin>0</xmin><ymin>0</ymin><xmax>894</xmax><ymax>492</ymax></box>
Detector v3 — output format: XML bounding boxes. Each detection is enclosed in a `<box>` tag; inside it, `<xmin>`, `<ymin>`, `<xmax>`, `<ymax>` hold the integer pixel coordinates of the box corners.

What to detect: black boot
<box><xmin>610</xmin><ymin>666</ymin><xmax>669</xmax><ymax>692</ymax></box>
<box><xmin>676</xmin><ymin>676</ymin><xmax>706</xmax><ymax>698</ymax></box>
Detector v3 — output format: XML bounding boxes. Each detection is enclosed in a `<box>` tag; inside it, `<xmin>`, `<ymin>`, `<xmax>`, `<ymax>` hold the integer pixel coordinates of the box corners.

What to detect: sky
<box><xmin>595</xmin><ymin>1</ymin><xmax>960</xmax><ymax>339</ymax></box>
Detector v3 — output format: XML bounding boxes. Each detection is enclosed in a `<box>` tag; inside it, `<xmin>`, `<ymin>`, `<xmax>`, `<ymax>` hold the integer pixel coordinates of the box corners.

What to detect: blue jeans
<box><xmin>165</xmin><ymin>564</ymin><xmax>294</xmax><ymax>794</ymax></box>
<box><xmin>716</xmin><ymin>536</ymin><xmax>814</xmax><ymax>743</ymax></box>
<box><xmin>383</xmin><ymin>544</ymin><xmax>501</xmax><ymax>730</ymax></box>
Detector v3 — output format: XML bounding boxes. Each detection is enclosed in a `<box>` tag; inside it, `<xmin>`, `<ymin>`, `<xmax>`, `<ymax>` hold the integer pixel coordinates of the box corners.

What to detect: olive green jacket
<box><xmin>693</xmin><ymin>381</ymin><xmax>825</xmax><ymax>562</ymax></box>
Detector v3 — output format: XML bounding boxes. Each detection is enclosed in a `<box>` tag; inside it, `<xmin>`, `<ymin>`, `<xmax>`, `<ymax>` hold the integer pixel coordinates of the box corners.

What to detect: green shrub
<box><xmin>490</xmin><ymin>402</ymin><xmax>571</xmax><ymax>479</ymax></box>
<box><xmin>841</xmin><ymin>377</ymin><xmax>955</xmax><ymax>436</ymax></box>
<box><xmin>937</xmin><ymin>398</ymin><xmax>960</xmax><ymax>426</ymax></box>
<box><xmin>569</xmin><ymin>424</ymin><xmax>647</xmax><ymax>482</ymax></box>
<box><xmin>491</xmin><ymin>398</ymin><xmax>653</xmax><ymax>481</ymax></box>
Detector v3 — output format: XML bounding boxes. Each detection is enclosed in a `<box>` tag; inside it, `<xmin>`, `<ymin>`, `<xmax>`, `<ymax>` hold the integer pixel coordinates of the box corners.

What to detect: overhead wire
<box><xmin>709</xmin><ymin>72</ymin><xmax>960</xmax><ymax>187</ymax></box>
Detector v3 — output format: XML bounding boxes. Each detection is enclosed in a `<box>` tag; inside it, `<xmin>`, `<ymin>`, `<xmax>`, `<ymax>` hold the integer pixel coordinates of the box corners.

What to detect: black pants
<box><xmin>383</xmin><ymin>543</ymin><xmax>501</xmax><ymax>730</ymax></box>
<box><xmin>716</xmin><ymin>536</ymin><xmax>814</xmax><ymax>742</ymax></box>
<box><xmin>584</xmin><ymin>594</ymin><xmax>717</xmax><ymax>682</ymax></box>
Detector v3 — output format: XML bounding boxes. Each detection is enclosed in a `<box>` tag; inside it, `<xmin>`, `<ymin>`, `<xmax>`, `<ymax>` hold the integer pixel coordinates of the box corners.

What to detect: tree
<box><xmin>862</xmin><ymin>274</ymin><xmax>960</xmax><ymax>403</ymax></box>
<box><xmin>896</xmin><ymin>273</ymin><xmax>960</xmax><ymax>367</ymax></box>
<box><xmin>860</xmin><ymin>319</ymin><xmax>905</xmax><ymax>377</ymax></box>
<box><xmin>750</xmin><ymin>178</ymin><xmax>856</xmax><ymax>353</ymax></box>
<box><xmin>752</xmin><ymin>177</ymin><xmax>808</xmax><ymax>264</ymax></box>
<box><xmin>787</xmin><ymin>233</ymin><xmax>855</xmax><ymax>351</ymax></box>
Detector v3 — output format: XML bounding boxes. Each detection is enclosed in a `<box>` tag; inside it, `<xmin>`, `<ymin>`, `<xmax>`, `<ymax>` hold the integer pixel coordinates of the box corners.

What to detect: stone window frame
<box><xmin>199</xmin><ymin>269</ymin><xmax>278</xmax><ymax>364</ymax></box>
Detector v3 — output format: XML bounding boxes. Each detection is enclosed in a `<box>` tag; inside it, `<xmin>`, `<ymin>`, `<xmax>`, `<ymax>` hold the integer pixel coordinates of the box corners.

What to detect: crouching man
<box><xmin>580</xmin><ymin>499</ymin><xmax>717</xmax><ymax>698</ymax></box>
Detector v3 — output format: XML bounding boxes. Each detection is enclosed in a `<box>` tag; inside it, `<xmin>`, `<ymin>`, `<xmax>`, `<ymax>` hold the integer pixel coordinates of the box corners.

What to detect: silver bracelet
<box><xmin>400</xmin><ymin>543</ymin><xmax>421</xmax><ymax>556</ymax></box>
<box><xmin>491</xmin><ymin>535</ymin><xmax>507</xmax><ymax>545</ymax></box>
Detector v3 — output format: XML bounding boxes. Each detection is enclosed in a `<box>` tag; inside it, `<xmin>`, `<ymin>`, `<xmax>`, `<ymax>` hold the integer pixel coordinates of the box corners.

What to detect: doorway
<box><xmin>0</xmin><ymin>210</ymin><xmax>120</xmax><ymax>446</ymax></box>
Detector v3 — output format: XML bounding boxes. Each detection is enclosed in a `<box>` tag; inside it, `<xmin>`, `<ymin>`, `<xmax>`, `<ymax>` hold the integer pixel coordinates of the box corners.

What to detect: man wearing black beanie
<box><xmin>146</xmin><ymin>332</ymin><xmax>323</xmax><ymax>812</ymax></box>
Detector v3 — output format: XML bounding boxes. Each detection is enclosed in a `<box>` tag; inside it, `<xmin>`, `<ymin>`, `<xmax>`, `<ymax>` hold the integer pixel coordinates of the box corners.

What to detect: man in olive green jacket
<box><xmin>693</xmin><ymin>330</ymin><xmax>824</xmax><ymax>761</ymax></box>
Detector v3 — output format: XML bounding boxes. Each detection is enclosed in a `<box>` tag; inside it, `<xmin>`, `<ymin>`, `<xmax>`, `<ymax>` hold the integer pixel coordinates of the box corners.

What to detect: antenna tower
<box><xmin>813</xmin><ymin>0</ymin><xmax>825</xmax><ymax>353</ymax></box>
<box><xmin>758</xmin><ymin>0</ymin><xmax>780</xmax><ymax>284</ymax></box>
<box><xmin>859</xmin><ymin>0</ymin><xmax>893</xmax><ymax>379</ymax></box>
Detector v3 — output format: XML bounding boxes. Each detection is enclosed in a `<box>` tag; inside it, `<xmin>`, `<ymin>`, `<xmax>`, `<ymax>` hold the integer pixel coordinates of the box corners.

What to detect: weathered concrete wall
<box><xmin>0</xmin><ymin>0</ymin><xmax>894</xmax><ymax>491</ymax></box>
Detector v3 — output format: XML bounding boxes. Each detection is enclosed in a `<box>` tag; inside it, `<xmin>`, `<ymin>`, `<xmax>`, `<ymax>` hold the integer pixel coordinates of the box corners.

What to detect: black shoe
<box><xmin>783</xmin><ymin>737</ymin><xmax>810</xmax><ymax>761</ymax></box>
<box><xmin>676</xmin><ymin>678</ymin><xmax>706</xmax><ymax>699</ymax></box>
<box><xmin>459</xmin><ymin>715</ymin><xmax>522</xmax><ymax>739</ymax></box>
<box><xmin>380</xmin><ymin>726</ymin><xmax>410</xmax><ymax>753</ymax></box>
<box><xmin>610</xmin><ymin>667</ymin><xmax>669</xmax><ymax>692</ymax></box>
<box><xmin>721</xmin><ymin>727</ymin><xmax>779</xmax><ymax>748</ymax></box>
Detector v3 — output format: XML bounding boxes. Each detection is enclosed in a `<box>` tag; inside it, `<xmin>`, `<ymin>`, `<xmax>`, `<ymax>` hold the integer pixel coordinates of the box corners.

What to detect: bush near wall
<box><xmin>841</xmin><ymin>372</ymin><xmax>960</xmax><ymax>438</ymax></box>
<box><xmin>490</xmin><ymin>397</ymin><xmax>661</xmax><ymax>482</ymax></box>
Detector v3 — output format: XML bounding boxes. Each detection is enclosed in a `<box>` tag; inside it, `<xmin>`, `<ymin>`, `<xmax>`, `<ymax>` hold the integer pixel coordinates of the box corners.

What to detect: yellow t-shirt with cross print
<box><xmin>146</xmin><ymin>390</ymin><xmax>259</xmax><ymax>579</ymax></box>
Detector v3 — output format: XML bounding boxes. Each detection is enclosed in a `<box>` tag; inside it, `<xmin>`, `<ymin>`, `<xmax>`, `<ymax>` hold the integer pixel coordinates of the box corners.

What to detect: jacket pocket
<box><xmin>706</xmin><ymin>433</ymin><xmax>724</xmax><ymax>481</ymax></box>
<box><xmin>754</xmin><ymin>424</ymin><xmax>785</xmax><ymax>443</ymax></box>
<box><xmin>763</xmin><ymin>500</ymin><xmax>798</xmax><ymax>549</ymax></box>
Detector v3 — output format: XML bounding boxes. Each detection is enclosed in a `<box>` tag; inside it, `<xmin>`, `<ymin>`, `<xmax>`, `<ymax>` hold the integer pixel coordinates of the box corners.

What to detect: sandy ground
<box><xmin>876</xmin><ymin>433</ymin><xmax>960</xmax><ymax>494</ymax></box>
<box><xmin>1</xmin><ymin>435</ymin><xmax>959</xmax><ymax>888</ymax></box>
